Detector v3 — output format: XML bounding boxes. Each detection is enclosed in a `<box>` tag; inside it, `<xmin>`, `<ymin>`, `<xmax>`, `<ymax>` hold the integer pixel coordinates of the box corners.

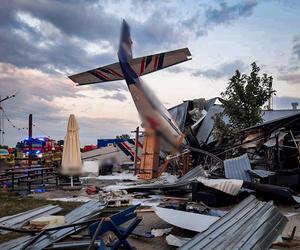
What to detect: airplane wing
<box><xmin>131</xmin><ymin>48</ymin><xmax>191</xmax><ymax>76</ymax></box>
<box><xmin>68</xmin><ymin>61</ymin><xmax>123</xmax><ymax>86</ymax></box>
<box><xmin>68</xmin><ymin>48</ymin><xmax>191</xmax><ymax>85</ymax></box>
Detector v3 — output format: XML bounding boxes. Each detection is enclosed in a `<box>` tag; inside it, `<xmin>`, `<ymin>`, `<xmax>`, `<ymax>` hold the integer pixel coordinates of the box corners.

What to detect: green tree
<box><xmin>15</xmin><ymin>141</ymin><xmax>24</xmax><ymax>150</ymax></box>
<box><xmin>214</xmin><ymin>62</ymin><xmax>275</xmax><ymax>142</ymax></box>
<box><xmin>116</xmin><ymin>134</ymin><xmax>130</xmax><ymax>139</ymax></box>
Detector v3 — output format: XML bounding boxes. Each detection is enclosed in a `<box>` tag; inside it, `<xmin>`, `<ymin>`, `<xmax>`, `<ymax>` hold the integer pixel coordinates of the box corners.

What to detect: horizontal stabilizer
<box><xmin>68</xmin><ymin>48</ymin><xmax>191</xmax><ymax>85</ymax></box>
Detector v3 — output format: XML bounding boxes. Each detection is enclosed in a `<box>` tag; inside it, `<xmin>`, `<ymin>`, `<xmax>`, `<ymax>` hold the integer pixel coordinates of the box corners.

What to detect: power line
<box><xmin>3</xmin><ymin>110</ymin><xmax>52</xmax><ymax>138</ymax></box>
<box><xmin>2</xmin><ymin>109</ymin><xmax>28</xmax><ymax>131</ymax></box>
<box><xmin>33</xmin><ymin>123</ymin><xmax>52</xmax><ymax>138</ymax></box>
<box><xmin>1</xmin><ymin>108</ymin><xmax>53</xmax><ymax>144</ymax></box>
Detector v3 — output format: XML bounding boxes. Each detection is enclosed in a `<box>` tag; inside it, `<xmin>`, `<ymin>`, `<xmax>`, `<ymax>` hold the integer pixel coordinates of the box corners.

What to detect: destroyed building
<box><xmin>168</xmin><ymin>98</ymin><xmax>300</xmax><ymax>186</ymax></box>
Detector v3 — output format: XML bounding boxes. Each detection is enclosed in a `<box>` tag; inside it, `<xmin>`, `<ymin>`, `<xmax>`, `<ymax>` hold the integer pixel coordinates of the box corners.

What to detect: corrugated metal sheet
<box><xmin>248</xmin><ymin>169</ymin><xmax>275</xmax><ymax>178</ymax></box>
<box><xmin>0</xmin><ymin>205</ymin><xmax>62</xmax><ymax>234</ymax></box>
<box><xmin>0</xmin><ymin>200</ymin><xmax>106</xmax><ymax>250</ymax></box>
<box><xmin>168</xmin><ymin>96</ymin><xmax>300</xmax><ymax>146</ymax></box>
<box><xmin>125</xmin><ymin>165</ymin><xmax>205</xmax><ymax>192</ymax></box>
<box><xmin>196</xmin><ymin>105</ymin><xmax>225</xmax><ymax>145</ymax></box>
<box><xmin>262</xmin><ymin>109</ymin><xmax>300</xmax><ymax>123</ymax></box>
<box><xmin>195</xmin><ymin>103</ymin><xmax>300</xmax><ymax>145</ymax></box>
<box><xmin>197</xmin><ymin>177</ymin><xmax>243</xmax><ymax>195</ymax></box>
<box><xmin>243</xmin><ymin>112</ymin><xmax>300</xmax><ymax>131</ymax></box>
<box><xmin>168</xmin><ymin>101</ymin><xmax>189</xmax><ymax>131</ymax></box>
<box><xmin>179</xmin><ymin>195</ymin><xmax>288</xmax><ymax>250</ymax></box>
<box><xmin>224</xmin><ymin>154</ymin><xmax>252</xmax><ymax>181</ymax></box>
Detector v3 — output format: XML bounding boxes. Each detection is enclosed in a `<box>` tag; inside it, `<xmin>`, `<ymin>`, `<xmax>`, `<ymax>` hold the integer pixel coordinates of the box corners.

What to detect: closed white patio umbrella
<box><xmin>61</xmin><ymin>114</ymin><xmax>82</xmax><ymax>179</ymax></box>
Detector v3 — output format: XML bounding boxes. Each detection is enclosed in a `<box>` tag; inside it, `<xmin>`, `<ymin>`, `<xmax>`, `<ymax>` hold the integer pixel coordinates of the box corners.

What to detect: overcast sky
<box><xmin>1</xmin><ymin>0</ymin><xmax>300</xmax><ymax>146</ymax></box>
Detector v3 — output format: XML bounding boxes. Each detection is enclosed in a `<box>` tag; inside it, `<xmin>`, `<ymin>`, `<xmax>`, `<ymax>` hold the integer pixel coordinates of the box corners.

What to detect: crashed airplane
<box><xmin>68</xmin><ymin>20</ymin><xmax>191</xmax><ymax>150</ymax></box>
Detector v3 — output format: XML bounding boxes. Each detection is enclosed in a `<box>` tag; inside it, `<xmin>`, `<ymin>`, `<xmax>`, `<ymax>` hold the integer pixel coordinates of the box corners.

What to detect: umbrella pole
<box><xmin>71</xmin><ymin>176</ymin><xmax>73</xmax><ymax>187</ymax></box>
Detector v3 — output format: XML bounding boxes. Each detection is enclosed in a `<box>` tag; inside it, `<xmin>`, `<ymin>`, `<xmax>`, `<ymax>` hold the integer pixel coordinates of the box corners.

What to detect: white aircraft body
<box><xmin>69</xmin><ymin>20</ymin><xmax>192</xmax><ymax>150</ymax></box>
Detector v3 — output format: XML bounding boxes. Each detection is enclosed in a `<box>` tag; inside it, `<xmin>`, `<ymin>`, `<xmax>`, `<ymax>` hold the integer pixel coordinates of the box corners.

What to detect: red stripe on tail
<box><xmin>140</xmin><ymin>57</ymin><xmax>145</xmax><ymax>75</ymax></box>
<box><xmin>153</xmin><ymin>55</ymin><xmax>159</xmax><ymax>70</ymax></box>
<box><xmin>106</xmin><ymin>68</ymin><xmax>123</xmax><ymax>78</ymax></box>
<box><xmin>95</xmin><ymin>70</ymin><xmax>110</xmax><ymax>80</ymax></box>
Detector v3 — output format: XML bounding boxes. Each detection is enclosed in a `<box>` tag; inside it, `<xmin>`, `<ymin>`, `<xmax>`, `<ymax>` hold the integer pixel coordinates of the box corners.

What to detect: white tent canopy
<box><xmin>61</xmin><ymin>114</ymin><xmax>82</xmax><ymax>175</ymax></box>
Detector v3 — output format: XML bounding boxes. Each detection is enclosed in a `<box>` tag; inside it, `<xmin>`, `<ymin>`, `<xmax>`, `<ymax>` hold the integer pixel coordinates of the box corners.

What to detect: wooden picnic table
<box><xmin>5</xmin><ymin>167</ymin><xmax>53</xmax><ymax>174</ymax></box>
<box><xmin>4</xmin><ymin>167</ymin><xmax>55</xmax><ymax>191</ymax></box>
<box><xmin>8</xmin><ymin>164</ymin><xmax>44</xmax><ymax>170</ymax></box>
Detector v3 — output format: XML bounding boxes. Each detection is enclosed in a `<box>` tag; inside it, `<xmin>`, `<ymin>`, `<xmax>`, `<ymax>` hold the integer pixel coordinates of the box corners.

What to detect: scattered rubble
<box><xmin>179</xmin><ymin>195</ymin><xmax>287</xmax><ymax>250</ymax></box>
<box><xmin>0</xmin><ymin>205</ymin><xmax>62</xmax><ymax>234</ymax></box>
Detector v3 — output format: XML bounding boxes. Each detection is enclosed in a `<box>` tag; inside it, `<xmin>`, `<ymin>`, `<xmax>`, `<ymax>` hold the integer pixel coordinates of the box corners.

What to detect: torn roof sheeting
<box><xmin>194</xmin><ymin>98</ymin><xmax>300</xmax><ymax>145</ymax></box>
<box><xmin>242</xmin><ymin>112</ymin><xmax>300</xmax><ymax>132</ymax></box>
<box><xmin>196</xmin><ymin>177</ymin><xmax>243</xmax><ymax>196</ymax></box>
<box><xmin>168</xmin><ymin>97</ymin><xmax>300</xmax><ymax>146</ymax></box>
<box><xmin>179</xmin><ymin>195</ymin><xmax>288</xmax><ymax>250</ymax></box>
<box><xmin>248</xmin><ymin>169</ymin><xmax>276</xmax><ymax>179</ymax></box>
<box><xmin>168</xmin><ymin>101</ymin><xmax>189</xmax><ymax>132</ymax></box>
<box><xmin>263</xmin><ymin>130</ymin><xmax>288</xmax><ymax>147</ymax></box>
<box><xmin>0</xmin><ymin>205</ymin><xmax>62</xmax><ymax>235</ymax></box>
<box><xmin>123</xmin><ymin>165</ymin><xmax>205</xmax><ymax>192</ymax></box>
<box><xmin>0</xmin><ymin>200</ymin><xmax>106</xmax><ymax>250</ymax></box>
<box><xmin>196</xmin><ymin>104</ymin><xmax>224</xmax><ymax>145</ymax></box>
<box><xmin>224</xmin><ymin>154</ymin><xmax>252</xmax><ymax>182</ymax></box>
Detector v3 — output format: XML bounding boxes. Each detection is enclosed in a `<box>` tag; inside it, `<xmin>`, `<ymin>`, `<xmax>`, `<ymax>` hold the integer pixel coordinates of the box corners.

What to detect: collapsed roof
<box><xmin>169</xmin><ymin>97</ymin><xmax>300</xmax><ymax>146</ymax></box>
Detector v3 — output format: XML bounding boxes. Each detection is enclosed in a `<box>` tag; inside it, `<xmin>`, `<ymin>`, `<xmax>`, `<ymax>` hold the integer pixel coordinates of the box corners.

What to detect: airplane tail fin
<box><xmin>118</xmin><ymin>19</ymin><xmax>133</xmax><ymax>62</ymax></box>
<box><xmin>68</xmin><ymin>19</ymin><xmax>192</xmax><ymax>86</ymax></box>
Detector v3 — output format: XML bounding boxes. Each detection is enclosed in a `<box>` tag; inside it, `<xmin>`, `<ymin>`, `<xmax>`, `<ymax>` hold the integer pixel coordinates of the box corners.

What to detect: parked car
<box><xmin>0</xmin><ymin>148</ymin><xmax>9</xmax><ymax>160</ymax></box>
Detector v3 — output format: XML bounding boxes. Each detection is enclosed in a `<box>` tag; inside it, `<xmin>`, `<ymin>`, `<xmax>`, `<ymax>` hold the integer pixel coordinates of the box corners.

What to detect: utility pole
<box><xmin>0</xmin><ymin>91</ymin><xmax>17</xmax><ymax>104</ymax></box>
<box><xmin>28</xmin><ymin>114</ymin><xmax>32</xmax><ymax>166</ymax></box>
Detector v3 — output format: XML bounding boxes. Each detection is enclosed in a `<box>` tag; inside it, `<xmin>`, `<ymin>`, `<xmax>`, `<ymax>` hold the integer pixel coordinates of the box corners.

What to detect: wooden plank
<box><xmin>139</xmin><ymin>128</ymin><xmax>160</xmax><ymax>180</ymax></box>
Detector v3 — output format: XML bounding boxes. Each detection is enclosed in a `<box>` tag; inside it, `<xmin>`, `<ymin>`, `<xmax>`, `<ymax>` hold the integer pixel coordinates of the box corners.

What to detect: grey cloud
<box><xmin>273</xmin><ymin>96</ymin><xmax>300</xmax><ymax>109</ymax></box>
<box><xmin>0</xmin><ymin>16</ymin><xmax>115</xmax><ymax>75</ymax></box>
<box><xmin>275</xmin><ymin>35</ymin><xmax>300</xmax><ymax>85</ymax></box>
<box><xmin>4</xmin><ymin>0</ymin><xmax>120</xmax><ymax>42</ymax></box>
<box><xmin>0</xmin><ymin>63</ymin><xmax>132</xmax><ymax>146</ymax></box>
<box><xmin>0</xmin><ymin>64</ymin><xmax>79</xmax><ymax>102</ymax></box>
<box><xmin>86</xmin><ymin>81</ymin><xmax>128</xmax><ymax>102</ymax></box>
<box><xmin>205</xmin><ymin>1</ymin><xmax>258</xmax><ymax>26</ymax></box>
<box><xmin>276</xmin><ymin>65</ymin><xmax>300</xmax><ymax>74</ymax></box>
<box><xmin>278</xmin><ymin>73</ymin><xmax>300</xmax><ymax>84</ymax></box>
<box><xmin>192</xmin><ymin>60</ymin><xmax>247</xmax><ymax>79</ymax></box>
<box><xmin>0</xmin><ymin>0</ymin><xmax>184</xmax><ymax>75</ymax></box>
<box><xmin>0</xmin><ymin>0</ymin><xmax>256</xmax><ymax>76</ymax></box>
<box><xmin>182</xmin><ymin>9</ymin><xmax>207</xmax><ymax>37</ymax></box>
<box><xmin>166</xmin><ymin>66</ymin><xmax>190</xmax><ymax>74</ymax></box>
<box><xmin>130</xmin><ymin>10</ymin><xmax>185</xmax><ymax>55</ymax></box>
<box><xmin>101</xmin><ymin>92</ymin><xmax>127</xmax><ymax>102</ymax></box>
<box><xmin>292</xmin><ymin>36</ymin><xmax>300</xmax><ymax>61</ymax></box>
<box><xmin>183</xmin><ymin>1</ymin><xmax>258</xmax><ymax>37</ymax></box>
<box><xmin>88</xmin><ymin>81</ymin><xmax>127</xmax><ymax>92</ymax></box>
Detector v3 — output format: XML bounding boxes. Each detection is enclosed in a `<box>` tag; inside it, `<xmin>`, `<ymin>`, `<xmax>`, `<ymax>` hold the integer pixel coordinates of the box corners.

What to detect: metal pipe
<box><xmin>87</xmin><ymin>219</ymin><xmax>105</xmax><ymax>250</ymax></box>
<box><xmin>134</xmin><ymin>126</ymin><xmax>139</xmax><ymax>175</ymax></box>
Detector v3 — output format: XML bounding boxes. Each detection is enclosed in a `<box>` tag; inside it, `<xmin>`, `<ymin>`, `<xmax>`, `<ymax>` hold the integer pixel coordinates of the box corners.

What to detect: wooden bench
<box><xmin>4</xmin><ymin>167</ymin><xmax>56</xmax><ymax>191</ymax></box>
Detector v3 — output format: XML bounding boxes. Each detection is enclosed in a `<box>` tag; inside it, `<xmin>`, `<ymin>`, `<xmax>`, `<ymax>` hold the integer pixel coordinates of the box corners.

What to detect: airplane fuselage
<box><xmin>69</xmin><ymin>20</ymin><xmax>191</xmax><ymax>151</ymax></box>
<box><xmin>118</xmin><ymin>60</ymin><xmax>181</xmax><ymax>149</ymax></box>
